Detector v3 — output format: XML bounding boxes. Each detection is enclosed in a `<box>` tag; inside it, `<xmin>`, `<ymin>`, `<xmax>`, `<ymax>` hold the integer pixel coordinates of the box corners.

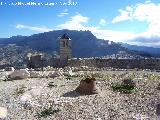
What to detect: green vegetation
<box><xmin>37</xmin><ymin>107</ymin><xmax>60</xmax><ymax>118</ymax></box>
<box><xmin>111</xmin><ymin>83</ymin><xmax>136</xmax><ymax>94</ymax></box>
<box><xmin>111</xmin><ymin>79</ymin><xmax>137</xmax><ymax>94</ymax></box>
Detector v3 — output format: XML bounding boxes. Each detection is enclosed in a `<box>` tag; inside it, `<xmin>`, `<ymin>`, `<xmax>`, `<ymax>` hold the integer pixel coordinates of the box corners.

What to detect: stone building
<box><xmin>26</xmin><ymin>34</ymin><xmax>72</xmax><ymax>68</ymax></box>
<box><xmin>59</xmin><ymin>33</ymin><xmax>72</xmax><ymax>67</ymax></box>
<box><xmin>27</xmin><ymin>54</ymin><xmax>43</xmax><ymax>69</ymax></box>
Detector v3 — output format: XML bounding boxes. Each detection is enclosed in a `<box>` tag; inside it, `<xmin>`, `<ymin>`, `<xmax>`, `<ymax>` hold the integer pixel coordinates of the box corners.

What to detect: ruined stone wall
<box><xmin>27</xmin><ymin>55</ymin><xmax>42</xmax><ymax>69</ymax></box>
<box><xmin>26</xmin><ymin>56</ymin><xmax>160</xmax><ymax>70</ymax></box>
<box><xmin>68</xmin><ymin>58</ymin><xmax>160</xmax><ymax>70</ymax></box>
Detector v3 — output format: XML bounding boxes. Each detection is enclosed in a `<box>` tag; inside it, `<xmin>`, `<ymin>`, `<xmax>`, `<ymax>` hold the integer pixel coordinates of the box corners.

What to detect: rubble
<box><xmin>0</xmin><ymin>69</ymin><xmax>159</xmax><ymax>119</ymax></box>
<box><xmin>7</xmin><ymin>69</ymin><xmax>30</xmax><ymax>80</ymax></box>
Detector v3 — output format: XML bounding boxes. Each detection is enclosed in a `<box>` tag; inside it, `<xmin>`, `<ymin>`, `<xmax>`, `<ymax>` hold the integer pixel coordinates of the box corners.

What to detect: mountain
<box><xmin>121</xmin><ymin>43</ymin><xmax>160</xmax><ymax>57</ymax></box>
<box><xmin>0</xmin><ymin>30</ymin><xmax>130</xmax><ymax>58</ymax></box>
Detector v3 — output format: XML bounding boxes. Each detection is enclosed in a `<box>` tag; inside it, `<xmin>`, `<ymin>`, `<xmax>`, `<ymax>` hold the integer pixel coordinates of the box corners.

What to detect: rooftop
<box><xmin>60</xmin><ymin>33</ymin><xmax>71</xmax><ymax>40</ymax></box>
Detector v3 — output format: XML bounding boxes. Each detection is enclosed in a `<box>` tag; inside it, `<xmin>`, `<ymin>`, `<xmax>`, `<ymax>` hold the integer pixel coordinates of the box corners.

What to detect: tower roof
<box><xmin>60</xmin><ymin>33</ymin><xmax>71</xmax><ymax>40</ymax></box>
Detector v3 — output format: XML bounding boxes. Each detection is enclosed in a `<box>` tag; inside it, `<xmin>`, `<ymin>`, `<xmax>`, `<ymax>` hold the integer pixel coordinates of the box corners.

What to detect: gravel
<box><xmin>0</xmin><ymin>70</ymin><xmax>160</xmax><ymax>120</ymax></box>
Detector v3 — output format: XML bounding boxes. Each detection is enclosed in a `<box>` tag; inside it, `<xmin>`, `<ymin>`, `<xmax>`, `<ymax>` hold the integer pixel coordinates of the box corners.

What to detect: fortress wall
<box><xmin>68</xmin><ymin>59</ymin><xmax>160</xmax><ymax>70</ymax></box>
<box><xmin>26</xmin><ymin>56</ymin><xmax>160</xmax><ymax>70</ymax></box>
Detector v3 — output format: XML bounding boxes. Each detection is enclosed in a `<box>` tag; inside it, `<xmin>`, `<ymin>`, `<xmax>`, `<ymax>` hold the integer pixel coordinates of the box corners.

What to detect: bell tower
<box><xmin>59</xmin><ymin>33</ymin><xmax>72</xmax><ymax>67</ymax></box>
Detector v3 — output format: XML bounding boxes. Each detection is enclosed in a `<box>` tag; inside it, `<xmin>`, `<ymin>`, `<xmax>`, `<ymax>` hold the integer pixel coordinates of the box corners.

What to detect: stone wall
<box><xmin>27</xmin><ymin>55</ymin><xmax>43</xmax><ymax>69</ymax></box>
<box><xmin>26</xmin><ymin>56</ymin><xmax>160</xmax><ymax>70</ymax></box>
<box><xmin>68</xmin><ymin>58</ymin><xmax>160</xmax><ymax>70</ymax></box>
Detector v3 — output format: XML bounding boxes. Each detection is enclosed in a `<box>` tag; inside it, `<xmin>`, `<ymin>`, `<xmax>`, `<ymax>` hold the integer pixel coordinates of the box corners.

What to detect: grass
<box><xmin>37</xmin><ymin>107</ymin><xmax>60</xmax><ymax>118</ymax></box>
<box><xmin>111</xmin><ymin>82</ymin><xmax>136</xmax><ymax>94</ymax></box>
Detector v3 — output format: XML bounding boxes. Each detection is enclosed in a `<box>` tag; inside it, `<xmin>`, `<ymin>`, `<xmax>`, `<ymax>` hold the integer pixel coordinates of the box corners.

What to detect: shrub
<box><xmin>37</xmin><ymin>107</ymin><xmax>60</xmax><ymax>118</ymax></box>
<box><xmin>111</xmin><ymin>79</ymin><xmax>136</xmax><ymax>94</ymax></box>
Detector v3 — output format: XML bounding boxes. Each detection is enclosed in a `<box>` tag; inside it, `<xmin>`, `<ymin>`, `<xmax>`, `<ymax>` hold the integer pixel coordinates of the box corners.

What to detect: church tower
<box><xmin>59</xmin><ymin>33</ymin><xmax>72</xmax><ymax>67</ymax></box>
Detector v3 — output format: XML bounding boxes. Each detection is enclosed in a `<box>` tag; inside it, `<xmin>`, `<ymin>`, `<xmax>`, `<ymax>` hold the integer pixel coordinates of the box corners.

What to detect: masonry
<box><xmin>68</xmin><ymin>58</ymin><xmax>160</xmax><ymax>70</ymax></box>
<box><xmin>27</xmin><ymin>54</ymin><xmax>43</xmax><ymax>69</ymax></box>
<box><xmin>25</xmin><ymin>33</ymin><xmax>160</xmax><ymax>70</ymax></box>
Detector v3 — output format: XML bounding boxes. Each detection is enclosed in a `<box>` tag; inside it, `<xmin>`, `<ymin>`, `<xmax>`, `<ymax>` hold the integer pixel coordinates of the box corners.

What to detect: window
<box><xmin>63</xmin><ymin>41</ymin><xmax>65</xmax><ymax>47</ymax></box>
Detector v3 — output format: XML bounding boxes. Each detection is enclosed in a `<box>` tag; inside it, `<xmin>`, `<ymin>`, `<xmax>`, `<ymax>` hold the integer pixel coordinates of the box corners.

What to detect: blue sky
<box><xmin>0</xmin><ymin>0</ymin><xmax>160</xmax><ymax>47</ymax></box>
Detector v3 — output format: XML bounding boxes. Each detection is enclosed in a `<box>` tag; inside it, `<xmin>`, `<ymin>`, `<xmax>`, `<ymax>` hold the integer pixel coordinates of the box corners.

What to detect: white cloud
<box><xmin>112</xmin><ymin>1</ymin><xmax>160</xmax><ymax>34</ymax></box>
<box><xmin>57</xmin><ymin>14</ymin><xmax>90</xmax><ymax>30</ymax></box>
<box><xmin>99</xmin><ymin>19</ymin><xmax>106</xmax><ymax>26</ymax></box>
<box><xmin>132</xmin><ymin>2</ymin><xmax>160</xmax><ymax>35</ymax></box>
<box><xmin>16</xmin><ymin>24</ymin><xmax>52</xmax><ymax>32</ymax></box>
<box><xmin>111</xmin><ymin>1</ymin><xmax>160</xmax><ymax>47</ymax></box>
<box><xmin>57</xmin><ymin>9</ymin><xmax>69</xmax><ymax>17</ymax></box>
<box><xmin>112</xmin><ymin>9</ymin><xmax>132</xmax><ymax>23</ymax></box>
<box><xmin>56</xmin><ymin>13</ymin><xmax>160</xmax><ymax>47</ymax></box>
<box><xmin>57</xmin><ymin>14</ymin><xmax>134</xmax><ymax>42</ymax></box>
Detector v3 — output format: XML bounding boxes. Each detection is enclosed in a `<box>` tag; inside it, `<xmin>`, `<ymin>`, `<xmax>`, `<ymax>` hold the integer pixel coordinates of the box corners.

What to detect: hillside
<box><xmin>121</xmin><ymin>43</ymin><xmax>160</xmax><ymax>57</ymax></box>
<box><xmin>0</xmin><ymin>44</ymin><xmax>35</xmax><ymax>68</ymax></box>
<box><xmin>0</xmin><ymin>30</ymin><xmax>130</xmax><ymax>58</ymax></box>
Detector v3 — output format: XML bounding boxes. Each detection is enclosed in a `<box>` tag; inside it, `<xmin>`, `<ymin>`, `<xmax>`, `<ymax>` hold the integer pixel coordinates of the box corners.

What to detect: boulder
<box><xmin>75</xmin><ymin>77</ymin><xmax>100</xmax><ymax>95</ymax></box>
<box><xmin>0</xmin><ymin>107</ymin><xmax>7</xmax><ymax>119</ymax></box>
<box><xmin>8</xmin><ymin>69</ymin><xmax>30</xmax><ymax>80</ymax></box>
<box><xmin>29</xmin><ymin>71</ymin><xmax>41</xmax><ymax>78</ymax></box>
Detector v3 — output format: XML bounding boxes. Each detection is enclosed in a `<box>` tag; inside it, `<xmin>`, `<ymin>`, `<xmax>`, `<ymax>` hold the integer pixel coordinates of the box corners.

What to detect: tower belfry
<box><xmin>59</xmin><ymin>33</ymin><xmax>72</xmax><ymax>67</ymax></box>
